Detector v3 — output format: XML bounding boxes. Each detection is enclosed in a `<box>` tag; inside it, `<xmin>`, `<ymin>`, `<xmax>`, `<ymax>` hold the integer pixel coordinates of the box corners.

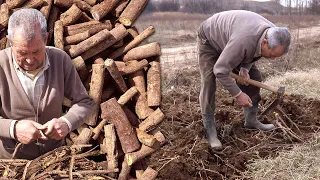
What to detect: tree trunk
<box><xmin>105</xmin><ymin>58</ymin><xmax>128</xmax><ymax>93</ymax></box>
<box><xmin>122</xmin><ymin>105</ymin><xmax>141</xmax><ymax>127</ymax></box>
<box><xmin>64</xmin><ymin>30</ymin><xmax>90</xmax><ymax>45</ymax></box>
<box><xmin>0</xmin><ymin>30</ymin><xmax>7</xmax><ymax>50</ymax></box>
<box><xmin>83</xmin><ymin>0</ymin><xmax>96</xmax><ymax>6</ymax></box>
<box><xmin>69</xmin><ymin>29</ymin><xmax>111</xmax><ymax>57</ymax></box>
<box><xmin>75</xmin><ymin>125</ymin><xmax>93</xmax><ymax>145</ymax></box>
<box><xmin>147</xmin><ymin>60</ymin><xmax>161</xmax><ymax>107</ymax></box>
<box><xmin>72</xmin><ymin>56</ymin><xmax>89</xmax><ymax>82</ymax></box>
<box><xmin>6</xmin><ymin>0</ymin><xmax>27</xmax><ymax>9</ymax></box>
<box><xmin>139</xmin><ymin>108</ymin><xmax>164</xmax><ymax>132</ymax></box>
<box><xmin>92</xmin><ymin>119</ymin><xmax>108</xmax><ymax>140</ymax></box>
<box><xmin>40</xmin><ymin>0</ymin><xmax>53</xmax><ymax>20</ymax></box>
<box><xmin>128</xmin><ymin>64</ymin><xmax>146</xmax><ymax>94</ymax></box>
<box><xmin>59</xmin><ymin>4</ymin><xmax>82</xmax><ymax>26</ymax></box>
<box><xmin>80</xmin><ymin>24</ymin><xmax>128</xmax><ymax>60</ymax></box>
<box><xmin>139</xmin><ymin>167</ymin><xmax>158</xmax><ymax>180</ymax></box>
<box><xmin>135</xmin><ymin>92</ymin><xmax>154</xmax><ymax>120</ymax></box>
<box><xmin>112</xmin><ymin>0</ymin><xmax>130</xmax><ymax>17</ymax></box>
<box><xmin>100</xmin><ymin>98</ymin><xmax>141</xmax><ymax>153</ymax></box>
<box><xmin>0</xmin><ymin>3</ymin><xmax>9</xmax><ymax>29</ymax></box>
<box><xmin>124</xmin><ymin>132</ymin><xmax>166</xmax><ymax>166</ymax></box>
<box><xmin>123</xmin><ymin>42</ymin><xmax>161</xmax><ymax>62</ymax></box>
<box><xmin>136</xmin><ymin>128</ymin><xmax>157</xmax><ymax>147</ymax></box>
<box><xmin>21</xmin><ymin>0</ymin><xmax>44</xmax><ymax>8</ymax></box>
<box><xmin>117</xmin><ymin>86</ymin><xmax>138</xmax><ymax>106</ymax></box>
<box><xmin>109</xmin><ymin>26</ymin><xmax>155</xmax><ymax>59</ymax></box>
<box><xmin>102</xmin><ymin>124</ymin><xmax>118</xmax><ymax>178</ymax></box>
<box><xmin>54</xmin><ymin>20</ymin><xmax>64</xmax><ymax>50</ymax></box>
<box><xmin>64</xmin><ymin>20</ymin><xmax>112</xmax><ymax>36</ymax></box>
<box><xmin>119</xmin><ymin>0</ymin><xmax>148</xmax><ymax>26</ymax></box>
<box><xmin>90</xmin><ymin>0</ymin><xmax>119</xmax><ymax>20</ymax></box>
<box><xmin>86</xmin><ymin>64</ymin><xmax>105</xmax><ymax>126</ymax></box>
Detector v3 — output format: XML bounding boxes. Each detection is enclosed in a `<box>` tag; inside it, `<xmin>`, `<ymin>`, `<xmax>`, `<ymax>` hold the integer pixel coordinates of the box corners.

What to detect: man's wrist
<box><xmin>10</xmin><ymin>120</ymin><xmax>17</xmax><ymax>139</ymax></box>
<box><xmin>60</xmin><ymin>116</ymin><xmax>72</xmax><ymax>132</ymax></box>
<box><xmin>233</xmin><ymin>91</ymin><xmax>242</xmax><ymax>98</ymax></box>
<box><xmin>240</xmin><ymin>67</ymin><xmax>249</xmax><ymax>73</ymax></box>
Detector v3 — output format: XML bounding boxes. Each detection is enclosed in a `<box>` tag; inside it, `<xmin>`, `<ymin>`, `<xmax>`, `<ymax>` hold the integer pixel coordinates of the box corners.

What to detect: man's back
<box><xmin>201</xmin><ymin>10</ymin><xmax>275</xmax><ymax>52</ymax></box>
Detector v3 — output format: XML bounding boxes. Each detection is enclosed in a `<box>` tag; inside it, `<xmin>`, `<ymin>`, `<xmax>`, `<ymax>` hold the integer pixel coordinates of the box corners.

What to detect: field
<box><xmin>134</xmin><ymin>12</ymin><xmax>320</xmax><ymax>179</ymax></box>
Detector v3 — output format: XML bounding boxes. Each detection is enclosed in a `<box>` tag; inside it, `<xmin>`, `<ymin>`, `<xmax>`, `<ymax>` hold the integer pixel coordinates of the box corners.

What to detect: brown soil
<box><xmin>148</xmin><ymin>68</ymin><xmax>320</xmax><ymax>180</ymax></box>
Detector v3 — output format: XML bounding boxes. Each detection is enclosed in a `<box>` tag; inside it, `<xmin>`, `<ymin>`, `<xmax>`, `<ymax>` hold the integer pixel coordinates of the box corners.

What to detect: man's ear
<box><xmin>262</xmin><ymin>39</ymin><xmax>268</xmax><ymax>46</ymax></box>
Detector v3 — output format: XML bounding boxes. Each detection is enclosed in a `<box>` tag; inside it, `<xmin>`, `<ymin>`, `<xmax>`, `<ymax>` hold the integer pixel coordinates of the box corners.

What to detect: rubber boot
<box><xmin>202</xmin><ymin>114</ymin><xmax>222</xmax><ymax>149</ymax></box>
<box><xmin>244</xmin><ymin>103</ymin><xmax>275</xmax><ymax>131</ymax></box>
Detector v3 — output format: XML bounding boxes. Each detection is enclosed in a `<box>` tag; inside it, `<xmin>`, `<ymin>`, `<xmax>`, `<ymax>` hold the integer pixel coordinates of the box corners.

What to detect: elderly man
<box><xmin>0</xmin><ymin>9</ymin><xmax>94</xmax><ymax>159</ymax></box>
<box><xmin>197</xmin><ymin>10</ymin><xmax>291</xmax><ymax>149</ymax></box>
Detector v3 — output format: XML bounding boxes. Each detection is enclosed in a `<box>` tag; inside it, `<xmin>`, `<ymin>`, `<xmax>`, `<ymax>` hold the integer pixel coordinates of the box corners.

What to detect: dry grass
<box><xmin>243</xmin><ymin>134</ymin><xmax>320</xmax><ymax>180</ymax></box>
<box><xmin>134</xmin><ymin>12</ymin><xmax>320</xmax><ymax>47</ymax></box>
<box><xmin>134</xmin><ymin>12</ymin><xmax>209</xmax><ymax>47</ymax></box>
<box><xmin>262</xmin><ymin>69</ymin><xmax>320</xmax><ymax>100</ymax></box>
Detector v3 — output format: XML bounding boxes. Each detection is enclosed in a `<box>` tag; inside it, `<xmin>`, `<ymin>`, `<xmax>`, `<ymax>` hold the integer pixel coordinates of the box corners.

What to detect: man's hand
<box><xmin>14</xmin><ymin>120</ymin><xmax>47</xmax><ymax>144</ymax></box>
<box><xmin>43</xmin><ymin>118</ymin><xmax>70</xmax><ymax>140</ymax></box>
<box><xmin>235</xmin><ymin>92</ymin><xmax>253</xmax><ymax>107</ymax></box>
<box><xmin>237</xmin><ymin>68</ymin><xmax>250</xmax><ymax>86</ymax></box>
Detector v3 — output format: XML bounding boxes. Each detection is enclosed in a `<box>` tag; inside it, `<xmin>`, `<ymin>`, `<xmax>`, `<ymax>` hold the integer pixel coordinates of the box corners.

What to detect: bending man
<box><xmin>197</xmin><ymin>10</ymin><xmax>291</xmax><ymax>149</ymax></box>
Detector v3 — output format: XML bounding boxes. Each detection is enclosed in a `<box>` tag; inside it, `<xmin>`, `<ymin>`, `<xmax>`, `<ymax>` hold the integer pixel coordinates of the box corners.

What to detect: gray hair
<box><xmin>265</xmin><ymin>27</ymin><xmax>291</xmax><ymax>54</ymax></box>
<box><xmin>8</xmin><ymin>8</ymin><xmax>47</xmax><ymax>42</ymax></box>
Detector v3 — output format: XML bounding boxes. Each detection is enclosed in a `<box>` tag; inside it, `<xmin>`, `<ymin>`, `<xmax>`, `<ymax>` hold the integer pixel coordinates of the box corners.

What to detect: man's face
<box><xmin>261</xmin><ymin>39</ymin><xmax>285</xmax><ymax>60</ymax></box>
<box><xmin>10</xmin><ymin>28</ymin><xmax>47</xmax><ymax>71</ymax></box>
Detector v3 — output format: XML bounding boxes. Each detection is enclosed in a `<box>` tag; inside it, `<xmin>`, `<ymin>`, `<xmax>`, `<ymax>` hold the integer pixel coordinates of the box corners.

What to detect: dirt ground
<box><xmin>147</xmin><ymin>68</ymin><xmax>320</xmax><ymax>180</ymax></box>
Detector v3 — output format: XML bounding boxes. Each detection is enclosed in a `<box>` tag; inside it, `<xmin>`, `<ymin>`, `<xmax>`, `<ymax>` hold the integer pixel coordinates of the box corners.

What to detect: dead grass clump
<box><xmin>243</xmin><ymin>134</ymin><xmax>320</xmax><ymax>180</ymax></box>
<box><xmin>262</xmin><ymin>69</ymin><xmax>320</xmax><ymax>99</ymax></box>
<box><xmin>161</xmin><ymin>65</ymin><xmax>200</xmax><ymax>92</ymax></box>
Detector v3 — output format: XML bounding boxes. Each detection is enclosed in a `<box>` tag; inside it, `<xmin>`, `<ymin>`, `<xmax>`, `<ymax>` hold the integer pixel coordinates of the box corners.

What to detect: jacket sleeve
<box><xmin>240</xmin><ymin>63</ymin><xmax>253</xmax><ymax>71</ymax></box>
<box><xmin>213</xmin><ymin>37</ymin><xmax>250</xmax><ymax>97</ymax></box>
<box><xmin>62</xmin><ymin>54</ymin><xmax>95</xmax><ymax>131</ymax></box>
<box><xmin>0</xmin><ymin>98</ymin><xmax>15</xmax><ymax>139</ymax></box>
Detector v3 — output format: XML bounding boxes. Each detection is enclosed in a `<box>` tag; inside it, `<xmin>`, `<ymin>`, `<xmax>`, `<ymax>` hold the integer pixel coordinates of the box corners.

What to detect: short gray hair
<box><xmin>266</xmin><ymin>27</ymin><xmax>291</xmax><ymax>54</ymax></box>
<box><xmin>8</xmin><ymin>8</ymin><xmax>47</xmax><ymax>42</ymax></box>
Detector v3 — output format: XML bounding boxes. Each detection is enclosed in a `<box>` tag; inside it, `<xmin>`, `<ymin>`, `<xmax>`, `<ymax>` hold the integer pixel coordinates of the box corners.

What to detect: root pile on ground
<box><xmin>0</xmin><ymin>145</ymin><xmax>113</xmax><ymax>179</ymax></box>
<box><xmin>148</xmin><ymin>67</ymin><xmax>320</xmax><ymax>180</ymax></box>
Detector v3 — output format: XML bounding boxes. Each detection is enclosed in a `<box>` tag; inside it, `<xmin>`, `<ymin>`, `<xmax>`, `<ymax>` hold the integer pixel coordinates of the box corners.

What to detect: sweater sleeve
<box><xmin>0</xmin><ymin>101</ymin><xmax>15</xmax><ymax>139</ymax></box>
<box><xmin>62</xmin><ymin>54</ymin><xmax>95</xmax><ymax>131</ymax></box>
<box><xmin>240</xmin><ymin>63</ymin><xmax>253</xmax><ymax>71</ymax></box>
<box><xmin>213</xmin><ymin>37</ymin><xmax>249</xmax><ymax>97</ymax></box>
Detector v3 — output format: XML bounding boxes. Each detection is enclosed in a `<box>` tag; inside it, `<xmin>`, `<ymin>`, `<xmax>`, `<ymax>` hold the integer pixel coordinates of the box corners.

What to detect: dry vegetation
<box><xmin>134</xmin><ymin>12</ymin><xmax>320</xmax><ymax>179</ymax></box>
<box><xmin>134</xmin><ymin>12</ymin><xmax>320</xmax><ymax>47</ymax></box>
<box><xmin>244</xmin><ymin>135</ymin><xmax>320</xmax><ymax>180</ymax></box>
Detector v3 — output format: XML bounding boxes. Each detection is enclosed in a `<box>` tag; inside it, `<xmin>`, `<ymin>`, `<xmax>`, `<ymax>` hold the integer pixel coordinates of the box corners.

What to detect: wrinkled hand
<box><xmin>14</xmin><ymin>120</ymin><xmax>47</xmax><ymax>144</ymax></box>
<box><xmin>237</xmin><ymin>68</ymin><xmax>250</xmax><ymax>86</ymax></box>
<box><xmin>235</xmin><ymin>92</ymin><xmax>253</xmax><ymax>107</ymax></box>
<box><xmin>43</xmin><ymin>118</ymin><xmax>70</xmax><ymax>140</ymax></box>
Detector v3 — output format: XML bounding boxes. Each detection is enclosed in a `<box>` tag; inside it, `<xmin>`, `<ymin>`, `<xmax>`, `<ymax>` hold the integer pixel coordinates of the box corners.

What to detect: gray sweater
<box><xmin>200</xmin><ymin>10</ymin><xmax>275</xmax><ymax>96</ymax></box>
<box><xmin>0</xmin><ymin>46</ymin><xmax>94</xmax><ymax>159</ymax></box>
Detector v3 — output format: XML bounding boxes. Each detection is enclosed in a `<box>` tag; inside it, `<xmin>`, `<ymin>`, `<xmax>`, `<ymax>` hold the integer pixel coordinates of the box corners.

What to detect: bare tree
<box><xmin>310</xmin><ymin>0</ymin><xmax>320</xmax><ymax>14</ymax></box>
